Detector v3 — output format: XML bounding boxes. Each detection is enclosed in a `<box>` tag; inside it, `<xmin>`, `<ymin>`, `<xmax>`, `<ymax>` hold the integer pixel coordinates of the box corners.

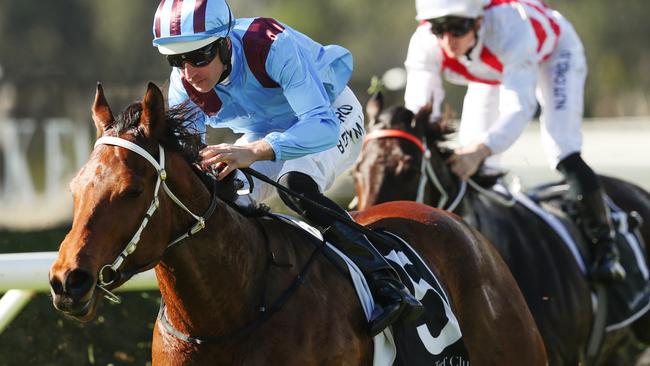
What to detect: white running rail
<box><xmin>0</xmin><ymin>252</ymin><xmax>157</xmax><ymax>334</ymax></box>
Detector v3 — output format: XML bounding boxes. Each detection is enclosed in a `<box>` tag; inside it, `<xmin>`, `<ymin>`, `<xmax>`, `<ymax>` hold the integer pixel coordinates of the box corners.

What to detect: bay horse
<box><xmin>49</xmin><ymin>83</ymin><xmax>546</xmax><ymax>365</ymax></box>
<box><xmin>354</xmin><ymin>95</ymin><xmax>650</xmax><ymax>365</ymax></box>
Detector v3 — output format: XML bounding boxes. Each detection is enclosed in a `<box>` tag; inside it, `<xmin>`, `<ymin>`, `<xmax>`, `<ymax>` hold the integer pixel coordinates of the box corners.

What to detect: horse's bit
<box><xmin>93</xmin><ymin>136</ymin><xmax>215</xmax><ymax>303</ymax></box>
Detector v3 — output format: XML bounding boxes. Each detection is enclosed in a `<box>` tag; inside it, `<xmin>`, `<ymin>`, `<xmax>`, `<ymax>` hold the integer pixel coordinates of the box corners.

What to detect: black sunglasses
<box><xmin>429</xmin><ymin>17</ymin><xmax>476</xmax><ymax>38</ymax></box>
<box><xmin>166</xmin><ymin>40</ymin><xmax>221</xmax><ymax>68</ymax></box>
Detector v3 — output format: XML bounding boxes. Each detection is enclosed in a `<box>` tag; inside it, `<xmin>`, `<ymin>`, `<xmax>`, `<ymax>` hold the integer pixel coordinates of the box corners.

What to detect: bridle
<box><xmin>92</xmin><ymin>136</ymin><xmax>218</xmax><ymax>303</ymax></box>
<box><xmin>362</xmin><ymin>129</ymin><xmax>517</xmax><ymax>211</ymax></box>
<box><xmin>363</xmin><ymin>129</ymin><xmax>466</xmax><ymax>211</ymax></box>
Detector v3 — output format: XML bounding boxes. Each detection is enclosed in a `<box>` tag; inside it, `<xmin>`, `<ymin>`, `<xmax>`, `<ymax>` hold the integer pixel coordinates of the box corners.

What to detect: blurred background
<box><xmin>0</xmin><ymin>0</ymin><xmax>649</xmax><ymax>364</ymax></box>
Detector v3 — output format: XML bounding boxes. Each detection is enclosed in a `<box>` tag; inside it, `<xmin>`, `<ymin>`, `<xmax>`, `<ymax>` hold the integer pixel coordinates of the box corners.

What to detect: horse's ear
<box><xmin>140</xmin><ymin>82</ymin><xmax>166</xmax><ymax>139</ymax></box>
<box><xmin>92</xmin><ymin>83</ymin><xmax>115</xmax><ymax>138</ymax></box>
<box><xmin>412</xmin><ymin>102</ymin><xmax>433</xmax><ymax>135</ymax></box>
<box><xmin>366</xmin><ymin>91</ymin><xmax>384</xmax><ymax>128</ymax></box>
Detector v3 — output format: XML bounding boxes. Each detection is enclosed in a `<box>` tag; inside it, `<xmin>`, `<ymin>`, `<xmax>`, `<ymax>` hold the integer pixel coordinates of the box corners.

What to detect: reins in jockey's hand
<box><xmin>241</xmin><ymin>167</ymin><xmax>392</xmax><ymax>246</ymax></box>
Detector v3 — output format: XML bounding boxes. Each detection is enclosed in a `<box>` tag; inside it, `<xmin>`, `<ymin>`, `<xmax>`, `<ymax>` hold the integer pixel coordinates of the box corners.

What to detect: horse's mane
<box><xmin>112</xmin><ymin>101</ymin><xmax>268</xmax><ymax>215</ymax></box>
<box><xmin>113</xmin><ymin>101</ymin><xmax>205</xmax><ymax>164</ymax></box>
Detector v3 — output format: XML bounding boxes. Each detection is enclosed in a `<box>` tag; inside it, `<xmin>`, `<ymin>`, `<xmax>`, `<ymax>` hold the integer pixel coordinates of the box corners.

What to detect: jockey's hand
<box><xmin>446</xmin><ymin>143</ymin><xmax>492</xmax><ymax>181</ymax></box>
<box><xmin>199</xmin><ymin>140</ymin><xmax>275</xmax><ymax>180</ymax></box>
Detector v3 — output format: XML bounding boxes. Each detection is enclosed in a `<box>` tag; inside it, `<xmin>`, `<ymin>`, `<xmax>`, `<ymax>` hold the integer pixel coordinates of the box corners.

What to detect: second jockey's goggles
<box><xmin>429</xmin><ymin>16</ymin><xmax>476</xmax><ymax>37</ymax></box>
<box><xmin>166</xmin><ymin>39</ymin><xmax>221</xmax><ymax>68</ymax></box>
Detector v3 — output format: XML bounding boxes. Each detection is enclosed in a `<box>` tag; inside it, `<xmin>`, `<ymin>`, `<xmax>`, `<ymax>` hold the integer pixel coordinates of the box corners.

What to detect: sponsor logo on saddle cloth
<box><xmin>274</xmin><ymin>214</ymin><xmax>470</xmax><ymax>366</ymax></box>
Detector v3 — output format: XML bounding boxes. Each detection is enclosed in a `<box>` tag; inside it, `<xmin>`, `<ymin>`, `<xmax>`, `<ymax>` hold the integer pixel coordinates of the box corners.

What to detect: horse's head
<box><xmin>49</xmin><ymin>83</ymin><xmax>205</xmax><ymax>321</ymax></box>
<box><xmin>354</xmin><ymin>94</ymin><xmax>457</xmax><ymax>210</ymax></box>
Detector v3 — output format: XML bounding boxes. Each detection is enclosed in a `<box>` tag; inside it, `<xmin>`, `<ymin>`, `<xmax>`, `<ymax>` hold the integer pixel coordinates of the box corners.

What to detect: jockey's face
<box><xmin>177</xmin><ymin>39</ymin><xmax>229</xmax><ymax>92</ymax></box>
<box><xmin>435</xmin><ymin>17</ymin><xmax>482</xmax><ymax>59</ymax></box>
<box><xmin>180</xmin><ymin>53</ymin><xmax>224</xmax><ymax>92</ymax></box>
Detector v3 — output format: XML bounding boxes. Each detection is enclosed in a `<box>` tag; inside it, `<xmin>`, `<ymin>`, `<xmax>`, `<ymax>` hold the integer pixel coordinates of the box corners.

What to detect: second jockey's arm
<box><xmin>199</xmin><ymin>140</ymin><xmax>275</xmax><ymax>180</ymax></box>
<box><xmin>447</xmin><ymin>142</ymin><xmax>492</xmax><ymax>181</ymax></box>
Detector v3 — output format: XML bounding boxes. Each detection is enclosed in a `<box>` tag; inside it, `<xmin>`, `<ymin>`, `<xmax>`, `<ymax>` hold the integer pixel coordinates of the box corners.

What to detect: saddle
<box><xmin>516</xmin><ymin>181</ymin><xmax>650</xmax><ymax>330</ymax></box>
<box><xmin>269</xmin><ymin>214</ymin><xmax>470</xmax><ymax>366</ymax></box>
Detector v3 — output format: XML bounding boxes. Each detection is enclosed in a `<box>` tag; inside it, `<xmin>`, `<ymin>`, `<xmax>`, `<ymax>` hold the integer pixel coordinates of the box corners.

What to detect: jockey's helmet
<box><xmin>415</xmin><ymin>0</ymin><xmax>484</xmax><ymax>21</ymax></box>
<box><xmin>152</xmin><ymin>0</ymin><xmax>233</xmax><ymax>55</ymax></box>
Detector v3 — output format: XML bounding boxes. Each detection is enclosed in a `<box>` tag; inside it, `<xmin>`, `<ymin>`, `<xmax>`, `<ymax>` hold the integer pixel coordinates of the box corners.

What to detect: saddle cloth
<box><xmin>492</xmin><ymin>182</ymin><xmax>650</xmax><ymax>330</ymax></box>
<box><xmin>272</xmin><ymin>214</ymin><xmax>469</xmax><ymax>366</ymax></box>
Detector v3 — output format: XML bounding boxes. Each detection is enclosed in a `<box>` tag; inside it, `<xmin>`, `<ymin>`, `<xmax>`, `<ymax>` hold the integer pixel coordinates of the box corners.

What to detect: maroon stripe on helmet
<box><xmin>181</xmin><ymin>77</ymin><xmax>222</xmax><ymax>117</ymax></box>
<box><xmin>170</xmin><ymin>0</ymin><xmax>184</xmax><ymax>36</ymax></box>
<box><xmin>193</xmin><ymin>0</ymin><xmax>207</xmax><ymax>33</ymax></box>
<box><xmin>154</xmin><ymin>0</ymin><xmax>166</xmax><ymax>38</ymax></box>
<box><xmin>243</xmin><ymin>18</ymin><xmax>286</xmax><ymax>88</ymax></box>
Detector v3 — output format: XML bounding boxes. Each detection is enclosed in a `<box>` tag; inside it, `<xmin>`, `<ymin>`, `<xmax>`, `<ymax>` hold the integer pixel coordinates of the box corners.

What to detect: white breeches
<box><xmin>235</xmin><ymin>86</ymin><xmax>364</xmax><ymax>202</ymax></box>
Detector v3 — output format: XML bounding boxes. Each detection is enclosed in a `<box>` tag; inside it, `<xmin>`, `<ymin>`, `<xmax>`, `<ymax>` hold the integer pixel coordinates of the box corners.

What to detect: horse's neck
<box><xmin>155</xmin><ymin>156</ymin><xmax>267</xmax><ymax>336</ymax></box>
<box><xmin>454</xmin><ymin>192</ymin><xmax>482</xmax><ymax>228</ymax></box>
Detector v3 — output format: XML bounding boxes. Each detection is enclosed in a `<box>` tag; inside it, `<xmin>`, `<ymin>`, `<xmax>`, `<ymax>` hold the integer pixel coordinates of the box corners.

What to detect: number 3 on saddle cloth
<box><xmin>503</xmin><ymin>182</ymin><xmax>650</xmax><ymax>329</ymax></box>
<box><xmin>274</xmin><ymin>214</ymin><xmax>470</xmax><ymax>366</ymax></box>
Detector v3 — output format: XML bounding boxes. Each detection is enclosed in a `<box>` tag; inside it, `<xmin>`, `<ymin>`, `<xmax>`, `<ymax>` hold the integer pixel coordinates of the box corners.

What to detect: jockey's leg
<box><xmin>277</xmin><ymin>171</ymin><xmax>424</xmax><ymax>336</ymax></box>
<box><xmin>557</xmin><ymin>153</ymin><xmax>626</xmax><ymax>282</ymax></box>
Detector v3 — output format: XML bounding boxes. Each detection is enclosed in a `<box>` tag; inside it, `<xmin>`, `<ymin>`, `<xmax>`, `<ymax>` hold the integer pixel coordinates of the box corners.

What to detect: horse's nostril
<box><xmin>65</xmin><ymin>269</ymin><xmax>95</xmax><ymax>298</ymax></box>
<box><xmin>50</xmin><ymin>277</ymin><xmax>64</xmax><ymax>295</ymax></box>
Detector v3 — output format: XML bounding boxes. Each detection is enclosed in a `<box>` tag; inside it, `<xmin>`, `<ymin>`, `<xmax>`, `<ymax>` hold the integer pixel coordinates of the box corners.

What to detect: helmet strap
<box><xmin>216</xmin><ymin>37</ymin><xmax>232</xmax><ymax>84</ymax></box>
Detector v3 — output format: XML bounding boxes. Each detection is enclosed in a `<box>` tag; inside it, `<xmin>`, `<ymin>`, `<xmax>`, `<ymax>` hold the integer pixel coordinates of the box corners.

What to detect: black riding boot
<box><xmin>276</xmin><ymin>171</ymin><xmax>423</xmax><ymax>336</ymax></box>
<box><xmin>578</xmin><ymin>189</ymin><xmax>626</xmax><ymax>283</ymax></box>
<box><xmin>323</xmin><ymin>220</ymin><xmax>424</xmax><ymax>336</ymax></box>
<box><xmin>557</xmin><ymin>153</ymin><xmax>626</xmax><ymax>283</ymax></box>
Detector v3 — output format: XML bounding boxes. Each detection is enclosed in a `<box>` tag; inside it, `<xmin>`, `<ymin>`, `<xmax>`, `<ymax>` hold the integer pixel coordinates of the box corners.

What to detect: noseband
<box><xmin>93</xmin><ymin>136</ymin><xmax>218</xmax><ymax>303</ymax></box>
<box><xmin>363</xmin><ymin>129</ymin><xmax>466</xmax><ymax>211</ymax></box>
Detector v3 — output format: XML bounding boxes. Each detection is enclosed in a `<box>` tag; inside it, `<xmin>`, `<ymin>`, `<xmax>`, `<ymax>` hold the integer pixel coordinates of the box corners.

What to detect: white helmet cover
<box><xmin>415</xmin><ymin>0</ymin><xmax>485</xmax><ymax>20</ymax></box>
<box><xmin>152</xmin><ymin>0</ymin><xmax>233</xmax><ymax>55</ymax></box>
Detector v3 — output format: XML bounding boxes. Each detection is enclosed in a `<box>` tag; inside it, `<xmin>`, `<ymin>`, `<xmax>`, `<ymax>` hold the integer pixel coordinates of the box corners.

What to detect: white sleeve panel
<box><xmin>404</xmin><ymin>27</ymin><xmax>444</xmax><ymax>120</ymax></box>
<box><xmin>478</xmin><ymin>60</ymin><xmax>539</xmax><ymax>155</ymax></box>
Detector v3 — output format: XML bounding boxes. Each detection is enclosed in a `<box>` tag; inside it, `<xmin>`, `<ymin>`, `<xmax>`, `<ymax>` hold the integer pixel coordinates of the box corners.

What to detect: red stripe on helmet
<box><xmin>154</xmin><ymin>0</ymin><xmax>166</xmax><ymax>38</ymax></box>
<box><xmin>243</xmin><ymin>18</ymin><xmax>286</xmax><ymax>88</ymax></box>
<box><xmin>193</xmin><ymin>0</ymin><xmax>207</xmax><ymax>33</ymax></box>
<box><xmin>170</xmin><ymin>0</ymin><xmax>184</xmax><ymax>36</ymax></box>
<box><xmin>181</xmin><ymin>77</ymin><xmax>222</xmax><ymax>117</ymax></box>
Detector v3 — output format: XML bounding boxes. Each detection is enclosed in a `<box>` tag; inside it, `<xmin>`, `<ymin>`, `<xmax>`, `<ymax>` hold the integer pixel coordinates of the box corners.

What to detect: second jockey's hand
<box><xmin>199</xmin><ymin>140</ymin><xmax>275</xmax><ymax>180</ymax></box>
<box><xmin>447</xmin><ymin>142</ymin><xmax>492</xmax><ymax>181</ymax></box>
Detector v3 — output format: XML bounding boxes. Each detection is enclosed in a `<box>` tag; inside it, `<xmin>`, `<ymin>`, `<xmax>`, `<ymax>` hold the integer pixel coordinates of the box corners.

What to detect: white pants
<box><xmin>459</xmin><ymin>19</ymin><xmax>587</xmax><ymax>169</ymax></box>
<box><xmin>235</xmin><ymin>86</ymin><xmax>365</xmax><ymax>202</ymax></box>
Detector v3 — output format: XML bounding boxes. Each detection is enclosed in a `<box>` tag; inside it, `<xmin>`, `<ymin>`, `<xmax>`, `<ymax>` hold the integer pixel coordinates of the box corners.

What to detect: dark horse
<box><xmin>354</xmin><ymin>96</ymin><xmax>650</xmax><ymax>365</ymax></box>
<box><xmin>48</xmin><ymin>83</ymin><xmax>545</xmax><ymax>365</ymax></box>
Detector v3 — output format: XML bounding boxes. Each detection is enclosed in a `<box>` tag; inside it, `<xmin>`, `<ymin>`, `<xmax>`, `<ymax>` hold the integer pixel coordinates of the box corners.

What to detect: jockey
<box><xmin>404</xmin><ymin>0</ymin><xmax>625</xmax><ymax>282</ymax></box>
<box><xmin>152</xmin><ymin>0</ymin><xmax>423</xmax><ymax>336</ymax></box>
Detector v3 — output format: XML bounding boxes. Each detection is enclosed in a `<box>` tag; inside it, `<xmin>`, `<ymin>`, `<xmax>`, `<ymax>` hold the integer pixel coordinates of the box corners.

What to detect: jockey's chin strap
<box><xmin>93</xmin><ymin>136</ymin><xmax>219</xmax><ymax>304</ymax></box>
<box><xmin>363</xmin><ymin>129</ymin><xmax>516</xmax><ymax>211</ymax></box>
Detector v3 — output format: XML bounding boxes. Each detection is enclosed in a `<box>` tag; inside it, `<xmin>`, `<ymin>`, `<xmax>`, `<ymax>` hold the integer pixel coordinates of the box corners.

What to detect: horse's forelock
<box><xmin>110</xmin><ymin>101</ymin><xmax>204</xmax><ymax>165</ymax></box>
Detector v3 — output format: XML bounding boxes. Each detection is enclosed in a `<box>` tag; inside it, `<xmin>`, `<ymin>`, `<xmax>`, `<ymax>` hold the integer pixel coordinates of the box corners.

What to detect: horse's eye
<box><xmin>124</xmin><ymin>186</ymin><xmax>144</xmax><ymax>198</ymax></box>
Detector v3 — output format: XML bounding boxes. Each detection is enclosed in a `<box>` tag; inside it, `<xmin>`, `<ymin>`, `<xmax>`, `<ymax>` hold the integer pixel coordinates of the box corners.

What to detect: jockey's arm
<box><xmin>449</xmin><ymin>60</ymin><xmax>538</xmax><ymax>180</ymax></box>
<box><xmin>261</xmin><ymin>36</ymin><xmax>340</xmax><ymax>162</ymax></box>
<box><xmin>476</xmin><ymin>60</ymin><xmax>539</xmax><ymax>156</ymax></box>
<box><xmin>404</xmin><ymin>26</ymin><xmax>445</xmax><ymax>119</ymax></box>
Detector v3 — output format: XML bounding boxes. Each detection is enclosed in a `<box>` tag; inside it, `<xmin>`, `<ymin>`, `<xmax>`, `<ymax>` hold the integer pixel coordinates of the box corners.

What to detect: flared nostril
<box><xmin>65</xmin><ymin>269</ymin><xmax>95</xmax><ymax>298</ymax></box>
<box><xmin>50</xmin><ymin>277</ymin><xmax>64</xmax><ymax>295</ymax></box>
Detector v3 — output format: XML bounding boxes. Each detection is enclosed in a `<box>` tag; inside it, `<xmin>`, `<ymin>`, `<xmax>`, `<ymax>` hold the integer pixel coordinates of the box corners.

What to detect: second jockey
<box><xmin>404</xmin><ymin>0</ymin><xmax>625</xmax><ymax>282</ymax></box>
